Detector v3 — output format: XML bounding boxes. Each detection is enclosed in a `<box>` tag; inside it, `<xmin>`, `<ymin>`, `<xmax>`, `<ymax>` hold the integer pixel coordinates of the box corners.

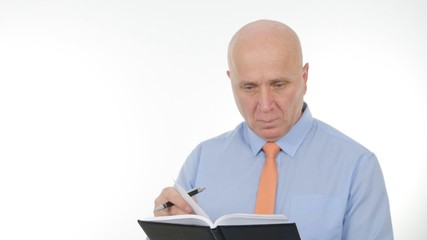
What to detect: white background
<box><xmin>1</xmin><ymin>0</ymin><xmax>426</xmax><ymax>239</ymax></box>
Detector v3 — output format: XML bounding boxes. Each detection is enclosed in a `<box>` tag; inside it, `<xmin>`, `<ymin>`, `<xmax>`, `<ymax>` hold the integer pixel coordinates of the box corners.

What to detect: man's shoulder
<box><xmin>313</xmin><ymin>118</ymin><xmax>372</xmax><ymax>153</ymax></box>
<box><xmin>190</xmin><ymin>122</ymin><xmax>249</xmax><ymax>156</ymax></box>
<box><xmin>199</xmin><ymin>122</ymin><xmax>245</xmax><ymax>146</ymax></box>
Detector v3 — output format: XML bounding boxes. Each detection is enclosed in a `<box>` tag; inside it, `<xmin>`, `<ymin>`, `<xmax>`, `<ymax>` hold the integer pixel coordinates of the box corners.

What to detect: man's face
<box><xmin>228</xmin><ymin>46</ymin><xmax>308</xmax><ymax>142</ymax></box>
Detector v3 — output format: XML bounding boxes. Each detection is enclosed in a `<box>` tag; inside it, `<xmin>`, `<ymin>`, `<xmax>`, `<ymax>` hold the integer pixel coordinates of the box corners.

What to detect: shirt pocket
<box><xmin>289</xmin><ymin>194</ymin><xmax>345</xmax><ymax>240</ymax></box>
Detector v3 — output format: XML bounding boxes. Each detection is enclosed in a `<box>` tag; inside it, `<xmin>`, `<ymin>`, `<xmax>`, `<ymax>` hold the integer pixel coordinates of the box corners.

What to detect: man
<box><xmin>154</xmin><ymin>19</ymin><xmax>393</xmax><ymax>239</ymax></box>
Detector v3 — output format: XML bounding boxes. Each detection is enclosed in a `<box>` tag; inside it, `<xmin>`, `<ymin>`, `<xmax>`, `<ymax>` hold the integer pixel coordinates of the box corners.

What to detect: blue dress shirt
<box><xmin>177</xmin><ymin>104</ymin><xmax>393</xmax><ymax>240</ymax></box>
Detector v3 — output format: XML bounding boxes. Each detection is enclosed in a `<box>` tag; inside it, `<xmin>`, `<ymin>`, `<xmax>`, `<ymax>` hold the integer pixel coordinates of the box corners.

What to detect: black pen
<box><xmin>154</xmin><ymin>187</ymin><xmax>205</xmax><ymax>211</ymax></box>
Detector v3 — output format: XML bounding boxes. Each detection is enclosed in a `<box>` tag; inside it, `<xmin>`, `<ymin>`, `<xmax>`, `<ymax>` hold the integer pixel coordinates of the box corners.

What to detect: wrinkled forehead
<box><xmin>228</xmin><ymin>37</ymin><xmax>303</xmax><ymax>78</ymax></box>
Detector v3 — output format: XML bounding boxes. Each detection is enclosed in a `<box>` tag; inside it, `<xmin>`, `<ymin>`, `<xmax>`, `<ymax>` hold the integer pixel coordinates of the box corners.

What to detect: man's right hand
<box><xmin>153</xmin><ymin>187</ymin><xmax>193</xmax><ymax>217</ymax></box>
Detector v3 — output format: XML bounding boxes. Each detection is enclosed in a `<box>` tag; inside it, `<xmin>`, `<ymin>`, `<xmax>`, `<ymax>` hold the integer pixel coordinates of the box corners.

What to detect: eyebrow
<box><xmin>239</xmin><ymin>77</ymin><xmax>290</xmax><ymax>85</ymax></box>
<box><xmin>270</xmin><ymin>78</ymin><xmax>290</xmax><ymax>84</ymax></box>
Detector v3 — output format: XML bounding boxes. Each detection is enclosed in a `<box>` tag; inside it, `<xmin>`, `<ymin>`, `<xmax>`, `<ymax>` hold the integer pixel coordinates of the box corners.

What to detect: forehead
<box><xmin>232</xmin><ymin>48</ymin><xmax>300</xmax><ymax>82</ymax></box>
<box><xmin>230</xmin><ymin>38</ymin><xmax>301</xmax><ymax>77</ymax></box>
<box><xmin>228</xmin><ymin>21</ymin><xmax>303</xmax><ymax>80</ymax></box>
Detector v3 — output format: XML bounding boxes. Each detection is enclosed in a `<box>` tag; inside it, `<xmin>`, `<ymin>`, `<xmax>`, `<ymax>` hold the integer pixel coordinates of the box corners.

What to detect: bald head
<box><xmin>226</xmin><ymin>20</ymin><xmax>309</xmax><ymax>142</ymax></box>
<box><xmin>227</xmin><ymin>20</ymin><xmax>303</xmax><ymax>72</ymax></box>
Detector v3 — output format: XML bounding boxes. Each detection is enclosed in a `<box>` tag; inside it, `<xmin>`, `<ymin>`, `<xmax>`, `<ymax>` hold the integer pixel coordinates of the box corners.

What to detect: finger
<box><xmin>154</xmin><ymin>205</ymin><xmax>192</xmax><ymax>217</ymax></box>
<box><xmin>154</xmin><ymin>187</ymin><xmax>192</xmax><ymax>216</ymax></box>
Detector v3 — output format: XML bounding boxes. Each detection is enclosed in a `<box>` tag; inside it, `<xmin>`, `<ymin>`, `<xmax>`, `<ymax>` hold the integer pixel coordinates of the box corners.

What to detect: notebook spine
<box><xmin>210</xmin><ymin>228</ymin><xmax>225</xmax><ymax>240</ymax></box>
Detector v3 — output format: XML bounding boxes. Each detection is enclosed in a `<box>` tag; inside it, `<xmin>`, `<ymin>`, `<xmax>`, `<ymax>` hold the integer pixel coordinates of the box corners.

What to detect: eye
<box><xmin>273</xmin><ymin>82</ymin><xmax>287</xmax><ymax>89</ymax></box>
<box><xmin>241</xmin><ymin>84</ymin><xmax>257</xmax><ymax>91</ymax></box>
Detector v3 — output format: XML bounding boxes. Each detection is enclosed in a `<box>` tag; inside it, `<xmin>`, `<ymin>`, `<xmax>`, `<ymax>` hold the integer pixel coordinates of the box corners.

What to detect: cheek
<box><xmin>276</xmin><ymin>93</ymin><xmax>300</xmax><ymax>114</ymax></box>
<box><xmin>282</xmin><ymin>91</ymin><xmax>305</xmax><ymax>117</ymax></box>
<box><xmin>236</xmin><ymin>96</ymin><xmax>257</xmax><ymax>117</ymax></box>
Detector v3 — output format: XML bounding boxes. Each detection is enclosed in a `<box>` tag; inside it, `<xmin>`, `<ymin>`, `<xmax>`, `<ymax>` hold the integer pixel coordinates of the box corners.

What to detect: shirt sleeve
<box><xmin>176</xmin><ymin>143</ymin><xmax>201</xmax><ymax>191</ymax></box>
<box><xmin>342</xmin><ymin>153</ymin><xmax>394</xmax><ymax>240</ymax></box>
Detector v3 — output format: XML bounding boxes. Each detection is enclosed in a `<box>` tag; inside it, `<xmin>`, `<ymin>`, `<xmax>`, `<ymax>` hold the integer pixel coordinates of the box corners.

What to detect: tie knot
<box><xmin>262</xmin><ymin>142</ymin><xmax>280</xmax><ymax>159</ymax></box>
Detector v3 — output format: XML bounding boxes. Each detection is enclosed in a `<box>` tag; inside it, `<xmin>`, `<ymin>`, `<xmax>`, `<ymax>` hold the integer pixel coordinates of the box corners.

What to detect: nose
<box><xmin>258</xmin><ymin>88</ymin><xmax>274</xmax><ymax>112</ymax></box>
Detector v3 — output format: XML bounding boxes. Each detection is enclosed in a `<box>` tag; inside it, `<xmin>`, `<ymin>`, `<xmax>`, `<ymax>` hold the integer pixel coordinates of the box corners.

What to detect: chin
<box><xmin>259</xmin><ymin>131</ymin><xmax>281</xmax><ymax>142</ymax></box>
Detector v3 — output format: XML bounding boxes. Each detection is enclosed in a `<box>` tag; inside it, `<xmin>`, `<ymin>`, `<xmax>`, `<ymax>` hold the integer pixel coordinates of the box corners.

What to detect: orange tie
<box><xmin>255</xmin><ymin>142</ymin><xmax>280</xmax><ymax>214</ymax></box>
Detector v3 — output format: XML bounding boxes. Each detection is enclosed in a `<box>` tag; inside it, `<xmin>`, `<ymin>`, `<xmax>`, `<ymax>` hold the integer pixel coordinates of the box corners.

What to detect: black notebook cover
<box><xmin>219</xmin><ymin>223</ymin><xmax>300</xmax><ymax>240</ymax></box>
<box><xmin>138</xmin><ymin>220</ymin><xmax>301</xmax><ymax>240</ymax></box>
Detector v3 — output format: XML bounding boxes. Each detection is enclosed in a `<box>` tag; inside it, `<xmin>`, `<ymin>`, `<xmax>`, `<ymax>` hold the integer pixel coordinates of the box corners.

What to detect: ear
<box><xmin>226</xmin><ymin>70</ymin><xmax>231</xmax><ymax>79</ymax></box>
<box><xmin>302</xmin><ymin>63</ymin><xmax>309</xmax><ymax>92</ymax></box>
<box><xmin>302</xmin><ymin>63</ymin><xmax>309</xmax><ymax>82</ymax></box>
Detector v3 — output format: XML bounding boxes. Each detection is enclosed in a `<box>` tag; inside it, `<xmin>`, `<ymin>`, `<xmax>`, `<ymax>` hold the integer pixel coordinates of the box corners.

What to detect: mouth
<box><xmin>258</xmin><ymin>119</ymin><xmax>279</xmax><ymax>128</ymax></box>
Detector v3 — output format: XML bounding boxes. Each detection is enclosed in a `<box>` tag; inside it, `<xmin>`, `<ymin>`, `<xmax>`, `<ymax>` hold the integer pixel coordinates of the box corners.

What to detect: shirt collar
<box><xmin>243</xmin><ymin>103</ymin><xmax>314</xmax><ymax>158</ymax></box>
